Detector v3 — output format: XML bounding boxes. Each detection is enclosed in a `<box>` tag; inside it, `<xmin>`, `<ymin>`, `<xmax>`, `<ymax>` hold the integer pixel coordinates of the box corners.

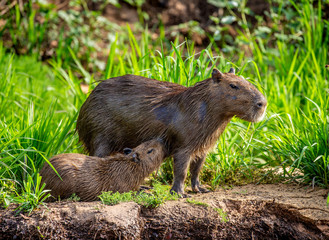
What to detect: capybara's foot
<box><xmin>191</xmin><ymin>179</ymin><xmax>211</xmax><ymax>193</ymax></box>
<box><xmin>170</xmin><ymin>186</ymin><xmax>190</xmax><ymax>198</ymax></box>
<box><xmin>139</xmin><ymin>185</ymin><xmax>153</xmax><ymax>191</ymax></box>
<box><xmin>196</xmin><ymin>185</ymin><xmax>211</xmax><ymax>193</ymax></box>
<box><xmin>180</xmin><ymin>193</ymin><xmax>191</xmax><ymax>198</ymax></box>
<box><xmin>170</xmin><ymin>189</ymin><xmax>191</xmax><ymax>198</ymax></box>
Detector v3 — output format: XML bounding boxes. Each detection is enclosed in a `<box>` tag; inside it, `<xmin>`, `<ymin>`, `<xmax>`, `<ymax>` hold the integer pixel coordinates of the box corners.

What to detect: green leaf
<box><xmin>228</xmin><ymin>1</ymin><xmax>238</xmax><ymax>8</ymax></box>
<box><xmin>221</xmin><ymin>16</ymin><xmax>236</xmax><ymax>24</ymax></box>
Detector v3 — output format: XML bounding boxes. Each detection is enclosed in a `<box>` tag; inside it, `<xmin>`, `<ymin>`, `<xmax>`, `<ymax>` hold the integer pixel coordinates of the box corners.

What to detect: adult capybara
<box><xmin>76</xmin><ymin>68</ymin><xmax>267</xmax><ymax>195</ymax></box>
<box><xmin>40</xmin><ymin>140</ymin><xmax>166</xmax><ymax>201</ymax></box>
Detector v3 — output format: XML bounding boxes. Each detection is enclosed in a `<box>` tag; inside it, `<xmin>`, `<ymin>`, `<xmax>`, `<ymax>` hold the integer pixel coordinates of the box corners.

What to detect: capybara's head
<box><xmin>209</xmin><ymin>68</ymin><xmax>267</xmax><ymax>122</ymax></box>
<box><xmin>124</xmin><ymin>139</ymin><xmax>166</xmax><ymax>165</ymax></box>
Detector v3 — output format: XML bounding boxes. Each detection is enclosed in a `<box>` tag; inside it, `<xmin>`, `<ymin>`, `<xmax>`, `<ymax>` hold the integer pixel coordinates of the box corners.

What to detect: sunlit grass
<box><xmin>99</xmin><ymin>182</ymin><xmax>179</xmax><ymax>208</ymax></box>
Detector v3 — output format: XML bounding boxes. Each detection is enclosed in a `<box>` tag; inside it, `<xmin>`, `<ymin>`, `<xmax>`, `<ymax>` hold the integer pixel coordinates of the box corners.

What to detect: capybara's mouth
<box><xmin>239</xmin><ymin>105</ymin><xmax>267</xmax><ymax>123</ymax></box>
<box><xmin>251</xmin><ymin>106</ymin><xmax>267</xmax><ymax>122</ymax></box>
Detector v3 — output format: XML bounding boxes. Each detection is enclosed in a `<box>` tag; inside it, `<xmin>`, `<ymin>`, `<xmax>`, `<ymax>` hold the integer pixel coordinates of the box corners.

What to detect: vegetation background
<box><xmin>0</xmin><ymin>0</ymin><xmax>328</xmax><ymax>211</ymax></box>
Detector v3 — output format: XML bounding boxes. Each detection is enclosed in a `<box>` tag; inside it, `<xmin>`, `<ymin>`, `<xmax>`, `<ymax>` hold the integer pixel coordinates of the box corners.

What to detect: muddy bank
<box><xmin>0</xmin><ymin>184</ymin><xmax>328</xmax><ymax>239</ymax></box>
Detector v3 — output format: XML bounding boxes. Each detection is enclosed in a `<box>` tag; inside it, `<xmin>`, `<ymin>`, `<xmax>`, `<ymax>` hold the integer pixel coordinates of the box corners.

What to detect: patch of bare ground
<box><xmin>0</xmin><ymin>184</ymin><xmax>328</xmax><ymax>239</ymax></box>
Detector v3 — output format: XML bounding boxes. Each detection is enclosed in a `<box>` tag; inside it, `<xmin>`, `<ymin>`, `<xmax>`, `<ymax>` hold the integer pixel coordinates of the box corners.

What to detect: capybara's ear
<box><xmin>212</xmin><ymin>68</ymin><xmax>223</xmax><ymax>82</ymax></box>
<box><xmin>228</xmin><ymin>67</ymin><xmax>235</xmax><ymax>74</ymax></box>
<box><xmin>123</xmin><ymin>148</ymin><xmax>132</xmax><ymax>155</ymax></box>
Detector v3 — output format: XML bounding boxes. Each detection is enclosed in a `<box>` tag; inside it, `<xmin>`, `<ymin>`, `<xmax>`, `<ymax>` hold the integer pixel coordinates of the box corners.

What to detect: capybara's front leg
<box><xmin>92</xmin><ymin>134</ymin><xmax>112</xmax><ymax>157</ymax></box>
<box><xmin>170</xmin><ymin>152</ymin><xmax>191</xmax><ymax>197</ymax></box>
<box><xmin>190</xmin><ymin>155</ymin><xmax>210</xmax><ymax>193</ymax></box>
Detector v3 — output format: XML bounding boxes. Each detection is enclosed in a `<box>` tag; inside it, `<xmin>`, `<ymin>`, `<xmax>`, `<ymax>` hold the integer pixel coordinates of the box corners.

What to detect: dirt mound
<box><xmin>1</xmin><ymin>184</ymin><xmax>328</xmax><ymax>239</ymax></box>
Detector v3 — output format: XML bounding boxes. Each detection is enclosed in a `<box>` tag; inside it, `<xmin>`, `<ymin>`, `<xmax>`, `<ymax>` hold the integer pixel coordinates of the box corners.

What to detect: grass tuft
<box><xmin>99</xmin><ymin>183</ymin><xmax>179</xmax><ymax>208</ymax></box>
<box><xmin>9</xmin><ymin>174</ymin><xmax>51</xmax><ymax>214</ymax></box>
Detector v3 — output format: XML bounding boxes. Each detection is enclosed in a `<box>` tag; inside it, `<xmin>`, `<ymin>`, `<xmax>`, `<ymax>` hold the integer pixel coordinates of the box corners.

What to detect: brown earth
<box><xmin>103</xmin><ymin>0</ymin><xmax>270</xmax><ymax>46</ymax></box>
<box><xmin>1</xmin><ymin>184</ymin><xmax>328</xmax><ymax>239</ymax></box>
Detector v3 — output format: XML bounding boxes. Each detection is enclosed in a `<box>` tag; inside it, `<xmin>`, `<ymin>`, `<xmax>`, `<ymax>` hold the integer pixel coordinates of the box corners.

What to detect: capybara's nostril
<box><xmin>132</xmin><ymin>153</ymin><xmax>140</xmax><ymax>163</ymax></box>
<box><xmin>256</xmin><ymin>97</ymin><xmax>267</xmax><ymax>109</ymax></box>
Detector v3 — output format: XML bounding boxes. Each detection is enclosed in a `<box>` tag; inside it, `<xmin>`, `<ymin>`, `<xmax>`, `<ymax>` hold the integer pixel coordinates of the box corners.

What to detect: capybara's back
<box><xmin>76</xmin><ymin>69</ymin><xmax>267</xmax><ymax>195</ymax></box>
<box><xmin>39</xmin><ymin>153</ymin><xmax>85</xmax><ymax>200</ymax></box>
<box><xmin>77</xmin><ymin>74</ymin><xmax>185</xmax><ymax>157</ymax></box>
<box><xmin>40</xmin><ymin>140</ymin><xmax>166</xmax><ymax>201</ymax></box>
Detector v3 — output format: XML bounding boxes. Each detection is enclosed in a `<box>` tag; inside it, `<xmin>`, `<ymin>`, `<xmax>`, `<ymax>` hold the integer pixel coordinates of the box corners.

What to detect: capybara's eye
<box><xmin>147</xmin><ymin>149</ymin><xmax>154</xmax><ymax>154</ymax></box>
<box><xmin>230</xmin><ymin>84</ymin><xmax>239</xmax><ymax>90</ymax></box>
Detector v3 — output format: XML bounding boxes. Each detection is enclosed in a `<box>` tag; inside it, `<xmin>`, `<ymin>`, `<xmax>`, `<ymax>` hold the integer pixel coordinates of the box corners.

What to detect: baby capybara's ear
<box><xmin>123</xmin><ymin>148</ymin><xmax>133</xmax><ymax>155</ymax></box>
<box><xmin>212</xmin><ymin>68</ymin><xmax>223</xmax><ymax>83</ymax></box>
<box><xmin>228</xmin><ymin>67</ymin><xmax>235</xmax><ymax>74</ymax></box>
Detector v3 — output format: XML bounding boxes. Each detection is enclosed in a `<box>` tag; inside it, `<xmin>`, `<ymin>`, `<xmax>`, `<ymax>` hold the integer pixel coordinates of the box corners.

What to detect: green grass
<box><xmin>0</xmin><ymin>45</ymin><xmax>87</xmax><ymax>211</ymax></box>
<box><xmin>11</xmin><ymin>173</ymin><xmax>51</xmax><ymax>215</ymax></box>
<box><xmin>99</xmin><ymin>183</ymin><xmax>179</xmax><ymax>208</ymax></box>
<box><xmin>0</xmin><ymin>173</ymin><xmax>51</xmax><ymax>215</ymax></box>
<box><xmin>214</xmin><ymin>208</ymin><xmax>229</xmax><ymax>223</ymax></box>
<box><xmin>186</xmin><ymin>198</ymin><xmax>209</xmax><ymax>207</ymax></box>
<box><xmin>0</xmin><ymin>49</ymin><xmax>84</xmax><ymax>184</ymax></box>
<box><xmin>99</xmin><ymin>191</ymin><xmax>135</xmax><ymax>206</ymax></box>
<box><xmin>0</xmin><ymin>0</ymin><xmax>328</xmax><ymax>212</ymax></box>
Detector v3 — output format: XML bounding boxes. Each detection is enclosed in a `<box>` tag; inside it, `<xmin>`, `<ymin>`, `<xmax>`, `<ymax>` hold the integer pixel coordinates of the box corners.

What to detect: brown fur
<box><xmin>40</xmin><ymin>140</ymin><xmax>166</xmax><ymax>201</ymax></box>
<box><xmin>76</xmin><ymin>68</ymin><xmax>267</xmax><ymax>195</ymax></box>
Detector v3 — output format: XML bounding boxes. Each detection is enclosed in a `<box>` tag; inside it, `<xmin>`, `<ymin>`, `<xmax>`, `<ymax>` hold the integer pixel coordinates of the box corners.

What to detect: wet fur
<box><xmin>76</xmin><ymin>69</ymin><xmax>267</xmax><ymax>194</ymax></box>
<box><xmin>40</xmin><ymin>140</ymin><xmax>166</xmax><ymax>201</ymax></box>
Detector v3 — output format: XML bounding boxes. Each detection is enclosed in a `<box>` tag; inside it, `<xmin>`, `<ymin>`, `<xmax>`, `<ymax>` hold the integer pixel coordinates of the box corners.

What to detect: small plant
<box><xmin>214</xmin><ymin>208</ymin><xmax>229</xmax><ymax>223</ymax></box>
<box><xmin>99</xmin><ymin>191</ymin><xmax>135</xmax><ymax>206</ymax></box>
<box><xmin>134</xmin><ymin>192</ymin><xmax>163</xmax><ymax>208</ymax></box>
<box><xmin>99</xmin><ymin>182</ymin><xmax>179</xmax><ymax>208</ymax></box>
<box><xmin>0</xmin><ymin>180</ymin><xmax>16</xmax><ymax>209</ymax></box>
<box><xmin>67</xmin><ymin>193</ymin><xmax>80</xmax><ymax>202</ymax></box>
<box><xmin>12</xmin><ymin>173</ymin><xmax>51</xmax><ymax>215</ymax></box>
<box><xmin>186</xmin><ymin>198</ymin><xmax>209</xmax><ymax>207</ymax></box>
<box><xmin>136</xmin><ymin>182</ymin><xmax>179</xmax><ymax>208</ymax></box>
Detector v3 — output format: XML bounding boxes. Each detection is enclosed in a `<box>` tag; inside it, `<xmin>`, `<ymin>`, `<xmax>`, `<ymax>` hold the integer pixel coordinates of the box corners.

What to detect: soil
<box><xmin>103</xmin><ymin>0</ymin><xmax>270</xmax><ymax>46</ymax></box>
<box><xmin>1</xmin><ymin>184</ymin><xmax>328</xmax><ymax>239</ymax></box>
<box><xmin>104</xmin><ymin>0</ymin><xmax>269</xmax><ymax>27</ymax></box>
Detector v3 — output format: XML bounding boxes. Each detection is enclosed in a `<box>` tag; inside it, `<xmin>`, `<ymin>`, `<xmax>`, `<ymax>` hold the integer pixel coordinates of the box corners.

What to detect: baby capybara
<box><xmin>40</xmin><ymin>140</ymin><xmax>166</xmax><ymax>201</ymax></box>
<box><xmin>76</xmin><ymin>68</ymin><xmax>267</xmax><ymax>195</ymax></box>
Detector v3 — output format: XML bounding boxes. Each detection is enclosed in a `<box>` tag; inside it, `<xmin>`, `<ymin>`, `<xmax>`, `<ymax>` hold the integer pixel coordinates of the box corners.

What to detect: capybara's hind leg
<box><xmin>190</xmin><ymin>155</ymin><xmax>210</xmax><ymax>193</ymax></box>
